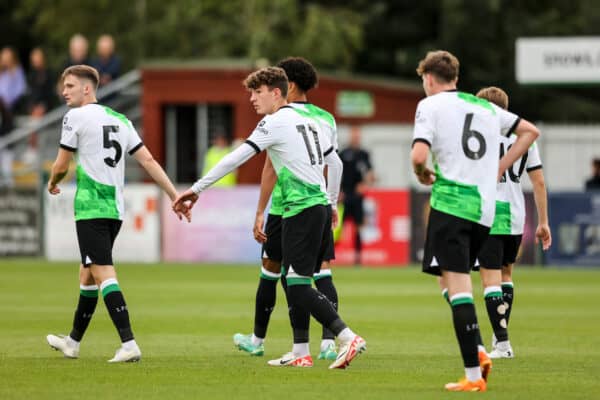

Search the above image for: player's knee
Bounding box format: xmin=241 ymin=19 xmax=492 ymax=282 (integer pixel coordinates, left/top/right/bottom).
xmin=262 ymin=258 xmax=282 ymax=274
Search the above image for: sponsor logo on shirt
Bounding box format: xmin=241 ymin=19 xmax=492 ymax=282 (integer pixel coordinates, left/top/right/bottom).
xmin=256 ymin=121 xmax=269 ymax=135
xmin=415 ymin=109 xmax=426 ymax=123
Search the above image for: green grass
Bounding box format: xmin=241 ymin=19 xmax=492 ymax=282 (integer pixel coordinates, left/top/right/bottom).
xmin=1 ymin=260 xmax=599 ymax=399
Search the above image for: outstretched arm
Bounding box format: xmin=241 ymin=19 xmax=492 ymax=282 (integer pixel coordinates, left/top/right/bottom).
xmin=528 ymin=168 xmax=552 ymax=250
xmin=133 ymin=145 xmax=191 ymax=222
xmin=173 ymin=143 xmax=257 ymax=210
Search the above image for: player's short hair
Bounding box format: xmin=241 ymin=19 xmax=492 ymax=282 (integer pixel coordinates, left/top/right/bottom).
xmin=416 ymin=50 xmax=459 ymax=83
xmin=243 ymin=67 xmax=288 ymax=97
xmin=476 ymin=86 xmax=509 ymax=110
xmin=61 ymin=65 xmax=100 ymax=90
xmin=276 ymin=57 xmax=318 ymax=93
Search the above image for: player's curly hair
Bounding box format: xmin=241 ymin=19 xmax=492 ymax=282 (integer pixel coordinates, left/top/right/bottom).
xmin=243 ymin=67 xmax=288 ymax=97
xmin=416 ymin=50 xmax=459 ymax=83
xmin=476 ymin=86 xmax=509 ymax=110
xmin=276 ymin=57 xmax=318 ymax=93
xmin=61 ymin=65 xmax=100 ymax=90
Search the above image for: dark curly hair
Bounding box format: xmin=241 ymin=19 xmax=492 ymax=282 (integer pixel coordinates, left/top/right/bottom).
xmin=276 ymin=57 xmax=318 ymax=93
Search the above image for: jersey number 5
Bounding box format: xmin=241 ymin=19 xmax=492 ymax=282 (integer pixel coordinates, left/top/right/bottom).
xmin=103 ymin=125 xmax=122 ymax=168
xmin=462 ymin=113 xmax=487 ymax=160
xmin=297 ymin=124 xmax=323 ymax=165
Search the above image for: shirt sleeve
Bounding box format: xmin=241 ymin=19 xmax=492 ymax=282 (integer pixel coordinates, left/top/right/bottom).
xmin=329 ymin=119 xmax=339 ymax=151
xmin=494 ymin=105 xmax=521 ymax=135
xmin=526 ymin=141 xmax=543 ymax=171
xmin=245 ymin=115 xmax=283 ymax=153
xmin=59 ymin=110 xmax=80 ymax=152
xmin=125 ymin=119 xmax=143 ymax=155
xmin=190 ymin=143 xmax=256 ymax=194
xmin=412 ymin=99 xmax=435 ymax=147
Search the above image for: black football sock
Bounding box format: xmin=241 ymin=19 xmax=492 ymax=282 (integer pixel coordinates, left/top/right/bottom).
xmin=101 ymin=279 xmax=134 ymax=342
xmin=502 ymin=282 xmax=514 ymax=324
xmin=484 ymin=286 xmax=508 ymax=342
xmin=443 ymin=288 xmax=483 ymax=347
xmin=450 ymin=294 xmax=480 ymax=368
xmin=314 ymin=276 xmax=338 ymax=340
xmin=253 ymin=268 xmax=279 ymax=339
xmin=287 ymin=283 xmax=346 ymax=336
xmin=69 ymin=284 xmax=99 ymax=342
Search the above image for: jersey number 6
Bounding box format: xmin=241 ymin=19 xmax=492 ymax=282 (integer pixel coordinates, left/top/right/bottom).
xmin=462 ymin=113 xmax=486 ymax=160
xmin=103 ymin=125 xmax=122 ymax=167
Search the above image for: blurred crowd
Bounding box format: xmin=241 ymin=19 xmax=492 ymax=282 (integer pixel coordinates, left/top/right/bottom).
xmin=0 ymin=33 xmax=121 ymax=134
xmin=0 ymin=33 xmax=121 ymax=186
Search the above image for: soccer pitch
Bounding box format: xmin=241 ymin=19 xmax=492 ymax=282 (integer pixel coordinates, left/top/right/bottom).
xmin=1 ymin=260 xmax=598 ymax=400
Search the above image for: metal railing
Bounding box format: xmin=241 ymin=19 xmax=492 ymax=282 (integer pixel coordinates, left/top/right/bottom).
xmin=0 ymin=69 xmax=141 ymax=150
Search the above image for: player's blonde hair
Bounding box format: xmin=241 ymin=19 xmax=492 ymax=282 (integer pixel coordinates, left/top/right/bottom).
xmin=416 ymin=50 xmax=459 ymax=83
xmin=476 ymin=86 xmax=509 ymax=110
xmin=61 ymin=65 xmax=100 ymax=90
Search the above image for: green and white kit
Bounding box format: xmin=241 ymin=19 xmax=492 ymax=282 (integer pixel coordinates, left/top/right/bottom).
xmin=412 ymin=91 xmax=520 ymax=227
xmin=60 ymin=103 xmax=143 ymax=221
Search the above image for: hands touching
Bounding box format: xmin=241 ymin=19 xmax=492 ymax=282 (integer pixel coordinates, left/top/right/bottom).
xmin=172 ymin=189 xmax=199 ymax=223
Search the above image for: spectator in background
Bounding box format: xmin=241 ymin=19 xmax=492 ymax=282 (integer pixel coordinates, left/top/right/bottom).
xmin=62 ymin=34 xmax=91 ymax=70
xmin=202 ymin=132 xmax=236 ymax=187
xmin=339 ymin=126 xmax=375 ymax=265
xmin=0 ymin=46 xmax=27 ymax=113
xmin=92 ymin=34 xmax=121 ymax=87
xmin=0 ymin=46 xmax=26 ymax=187
xmin=585 ymin=158 xmax=600 ymax=190
xmin=27 ymin=47 xmax=56 ymax=117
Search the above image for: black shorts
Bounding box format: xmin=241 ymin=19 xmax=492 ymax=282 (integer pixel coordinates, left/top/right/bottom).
xmin=282 ymin=204 xmax=329 ymax=278
xmin=75 ymin=218 xmax=122 ymax=267
xmin=263 ymin=207 xmax=335 ymax=265
xmin=262 ymin=214 xmax=283 ymax=263
xmin=476 ymin=234 xmax=523 ymax=269
xmin=343 ymin=193 xmax=364 ymax=226
xmin=321 ymin=205 xmax=336 ymax=263
xmin=422 ymin=208 xmax=490 ymax=276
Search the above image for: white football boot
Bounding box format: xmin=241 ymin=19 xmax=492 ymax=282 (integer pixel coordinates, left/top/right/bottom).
xmin=108 ymin=343 xmax=142 ymax=363
xmin=46 ymin=334 xmax=79 ymax=359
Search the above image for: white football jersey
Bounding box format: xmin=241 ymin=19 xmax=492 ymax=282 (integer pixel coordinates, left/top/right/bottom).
xmin=491 ymin=135 xmax=543 ymax=235
xmin=60 ymin=103 xmax=143 ymax=221
xmin=269 ymin=102 xmax=338 ymax=216
xmin=246 ymin=105 xmax=334 ymax=218
xmin=413 ymin=91 xmax=520 ymax=227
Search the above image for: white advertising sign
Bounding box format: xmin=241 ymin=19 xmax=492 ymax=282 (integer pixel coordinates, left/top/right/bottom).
xmin=45 ymin=184 xmax=161 ymax=263
xmin=516 ymin=37 xmax=600 ymax=84
xmin=162 ymin=186 xmax=261 ymax=263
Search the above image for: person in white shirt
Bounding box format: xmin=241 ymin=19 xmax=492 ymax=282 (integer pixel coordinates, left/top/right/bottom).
xmin=174 ymin=66 xmax=366 ymax=369
xmin=46 ymin=65 xmax=190 ymax=363
xmin=474 ymin=86 xmax=551 ymax=359
xmin=411 ymin=50 xmax=540 ymax=392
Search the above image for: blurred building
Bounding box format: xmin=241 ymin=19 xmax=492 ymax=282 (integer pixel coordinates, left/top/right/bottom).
xmin=140 ymin=61 xmax=422 ymax=184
